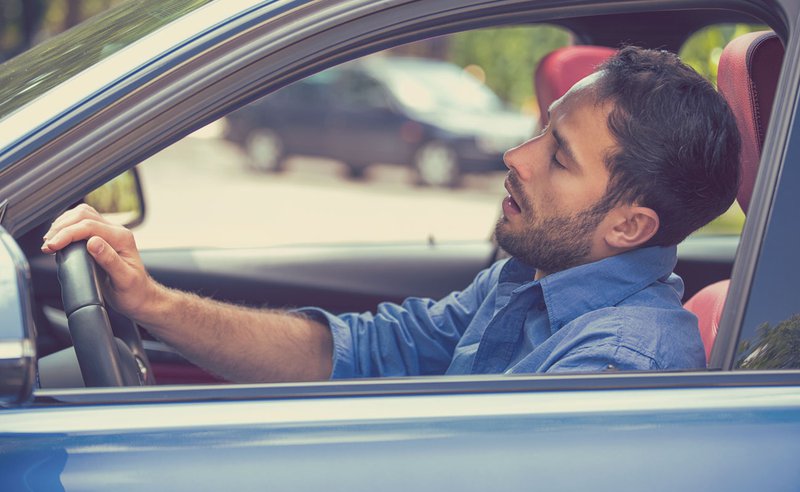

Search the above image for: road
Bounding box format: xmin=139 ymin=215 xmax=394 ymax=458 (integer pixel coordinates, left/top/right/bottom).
xmin=132 ymin=132 xmax=507 ymax=250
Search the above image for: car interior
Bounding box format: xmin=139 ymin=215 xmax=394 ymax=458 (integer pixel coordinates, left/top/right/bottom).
xmin=23 ymin=8 xmax=787 ymax=388
xmin=684 ymin=31 xmax=783 ymax=361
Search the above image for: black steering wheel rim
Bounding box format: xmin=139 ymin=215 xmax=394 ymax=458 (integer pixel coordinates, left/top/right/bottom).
xmin=55 ymin=240 xmax=151 ymax=387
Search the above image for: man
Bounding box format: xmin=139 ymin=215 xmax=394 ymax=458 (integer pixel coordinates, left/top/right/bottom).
xmin=42 ymin=47 xmax=741 ymax=382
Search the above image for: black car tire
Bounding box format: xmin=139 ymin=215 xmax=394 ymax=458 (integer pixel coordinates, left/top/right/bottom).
xmin=413 ymin=141 xmax=461 ymax=188
xmin=345 ymin=162 xmax=369 ymax=180
xmin=245 ymin=128 xmax=286 ymax=173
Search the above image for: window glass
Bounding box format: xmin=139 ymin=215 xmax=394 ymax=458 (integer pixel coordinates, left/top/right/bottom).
xmin=735 ymin=91 xmax=799 ymax=370
xmin=132 ymin=26 xmax=571 ymax=250
xmin=0 ymin=0 xmax=213 ymax=119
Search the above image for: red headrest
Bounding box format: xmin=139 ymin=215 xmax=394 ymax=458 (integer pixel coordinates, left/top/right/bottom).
xmin=535 ymin=46 xmax=616 ymax=125
xmin=717 ymin=31 xmax=784 ymax=214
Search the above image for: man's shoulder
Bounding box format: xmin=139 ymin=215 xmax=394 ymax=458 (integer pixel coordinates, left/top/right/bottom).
xmin=563 ymin=303 xmax=705 ymax=370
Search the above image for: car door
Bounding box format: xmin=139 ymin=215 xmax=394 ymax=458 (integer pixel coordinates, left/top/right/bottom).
xmin=3 ymin=374 xmax=800 ymax=491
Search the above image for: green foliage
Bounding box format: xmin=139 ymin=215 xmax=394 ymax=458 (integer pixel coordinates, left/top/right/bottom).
xmin=448 ymin=25 xmax=572 ymax=110
xmin=695 ymin=202 xmax=745 ymax=236
xmin=679 ymin=23 xmax=765 ymax=235
xmin=679 ymin=23 xmax=768 ymax=86
xmin=738 ymin=314 xmax=800 ymax=369
xmin=447 ymin=23 xmax=767 ymax=111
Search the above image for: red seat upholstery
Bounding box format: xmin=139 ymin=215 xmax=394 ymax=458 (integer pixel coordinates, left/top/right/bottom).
xmin=683 ymin=31 xmax=783 ymax=362
xmin=535 ymin=46 xmax=616 ymax=125
xmin=683 ymin=280 xmax=731 ymax=362
xmin=717 ymin=31 xmax=783 ymax=214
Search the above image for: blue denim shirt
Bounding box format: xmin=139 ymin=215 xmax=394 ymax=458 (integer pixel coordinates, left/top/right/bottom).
xmin=299 ymin=245 xmax=705 ymax=378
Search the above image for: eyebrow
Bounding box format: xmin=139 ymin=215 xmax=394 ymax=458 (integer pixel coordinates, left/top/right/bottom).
xmin=551 ymin=126 xmax=581 ymax=170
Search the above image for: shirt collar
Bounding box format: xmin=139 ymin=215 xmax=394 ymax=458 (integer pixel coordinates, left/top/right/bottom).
xmin=506 ymin=245 xmax=679 ymax=333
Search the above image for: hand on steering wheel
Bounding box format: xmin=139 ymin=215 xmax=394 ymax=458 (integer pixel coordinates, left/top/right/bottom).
xmin=45 ymin=205 xmax=156 ymax=387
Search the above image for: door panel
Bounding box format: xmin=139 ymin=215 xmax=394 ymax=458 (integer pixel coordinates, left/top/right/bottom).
xmin=3 ymin=381 xmax=800 ymax=491
xmin=140 ymin=242 xmax=494 ymax=312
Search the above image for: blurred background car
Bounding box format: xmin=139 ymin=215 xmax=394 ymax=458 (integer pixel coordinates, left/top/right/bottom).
xmin=223 ymin=55 xmax=537 ymax=187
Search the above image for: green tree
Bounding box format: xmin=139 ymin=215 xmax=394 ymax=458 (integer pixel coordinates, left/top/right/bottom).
xmin=448 ymin=25 xmax=572 ymax=111
xmin=0 ymin=0 xmax=125 ymax=61
xmin=679 ymin=23 xmax=768 ymax=86
xmin=738 ymin=314 xmax=800 ymax=369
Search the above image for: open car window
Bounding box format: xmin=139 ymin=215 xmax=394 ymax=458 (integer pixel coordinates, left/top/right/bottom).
xmin=69 ymin=21 xmax=778 ymax=387
xmin=131 ymin=26 xmax=570 ymax=250
xmin=9 ymin=0 xmax=790 ymax=396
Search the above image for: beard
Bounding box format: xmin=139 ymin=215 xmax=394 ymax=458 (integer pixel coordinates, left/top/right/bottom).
xmin=495 ymin=172 xmax=613 ymax=274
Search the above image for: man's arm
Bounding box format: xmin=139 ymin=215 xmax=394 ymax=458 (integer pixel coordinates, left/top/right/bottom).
xmin=42 ymin=204 xmax=332 ymax=383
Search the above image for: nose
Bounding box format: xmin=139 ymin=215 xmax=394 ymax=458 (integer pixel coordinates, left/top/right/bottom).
xmin=503 ymin=135 xmax=541 ymax=181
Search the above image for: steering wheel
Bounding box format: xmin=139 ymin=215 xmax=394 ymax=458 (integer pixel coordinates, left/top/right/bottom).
xmin=55 ymin=240 xmax=154 ymax=387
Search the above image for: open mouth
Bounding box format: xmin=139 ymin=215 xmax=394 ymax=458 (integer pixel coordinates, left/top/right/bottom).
xmin=502 ymin=178 xmax=523 ymax=216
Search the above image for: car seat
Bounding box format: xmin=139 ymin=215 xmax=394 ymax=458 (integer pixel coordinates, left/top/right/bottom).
xmin=683 ymin=31 xmax=783 ymax=362
xmin=535 ymin=45 xmax=616 ymax=125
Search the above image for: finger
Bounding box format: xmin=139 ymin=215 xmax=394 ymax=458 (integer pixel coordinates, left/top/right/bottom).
xmin=41 ymin=219 xmax=135 ymax=255
xmin=44 ymin=204 xmax=105 ymax=242
xmin=46 ymin=204 xmax=104 ymax=239
xmin=86 ymin=236 xmax=139 ymax=291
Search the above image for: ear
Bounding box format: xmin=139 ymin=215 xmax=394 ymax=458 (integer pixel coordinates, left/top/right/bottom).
xmin=604 ymin=205 xmax=659 ymax=249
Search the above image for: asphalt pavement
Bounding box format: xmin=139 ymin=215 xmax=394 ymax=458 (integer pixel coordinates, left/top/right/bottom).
xmin=133 ymin=132 xmax=507 ymax=250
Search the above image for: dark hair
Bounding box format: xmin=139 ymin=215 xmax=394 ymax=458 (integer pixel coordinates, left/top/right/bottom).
xmin=594 ymin=46 xmax=741 ymax=246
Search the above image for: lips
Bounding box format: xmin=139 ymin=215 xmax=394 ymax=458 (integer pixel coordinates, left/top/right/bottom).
xmin=502 ymin=177 xmax=522 ymax=216
xmin=502 ymin=195 xmax=522 ymax=216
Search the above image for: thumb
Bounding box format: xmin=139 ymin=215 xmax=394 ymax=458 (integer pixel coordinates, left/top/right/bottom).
xmin=86 ymin=236 xmax=134 ymax=290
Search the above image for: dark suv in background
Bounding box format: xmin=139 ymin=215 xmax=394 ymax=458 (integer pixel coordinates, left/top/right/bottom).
xmin=224 ymin=55 xmax=536 ymax=187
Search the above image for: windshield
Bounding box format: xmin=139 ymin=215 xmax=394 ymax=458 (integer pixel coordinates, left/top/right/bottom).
xmin=379 ymin=59 xmax=504 ymax=113
xmin=0 ymin=0 xmax=214 ymax=120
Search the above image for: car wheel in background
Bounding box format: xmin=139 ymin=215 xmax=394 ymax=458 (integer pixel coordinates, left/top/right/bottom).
xmin=413 ymin=141 xmax=461 ymax=187
xmin=244 ymin=128 xmax=285 ymax=172
xmin=344 ymin=163 xmax=369 ymax=180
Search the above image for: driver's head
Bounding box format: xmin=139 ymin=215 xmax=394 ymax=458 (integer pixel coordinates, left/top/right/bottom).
xmin=496 ymin=46 xmax=740 ymax=275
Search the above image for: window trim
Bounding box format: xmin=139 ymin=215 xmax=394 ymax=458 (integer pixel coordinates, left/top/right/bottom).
xmin=31 ymin=370 xmax=800 ymax=407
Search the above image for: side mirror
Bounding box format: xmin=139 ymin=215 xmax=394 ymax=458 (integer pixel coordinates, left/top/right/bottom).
xmin=83 ymin=168 xmax=145 ymax=228
xmin=0 ymin=226 xmax=36 ymax=407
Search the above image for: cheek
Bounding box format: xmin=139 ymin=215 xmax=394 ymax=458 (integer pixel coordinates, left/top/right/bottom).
xmin=543 ymin=175 xmax=598 ymax=215
xmin=527 ymin=184 xmax=557 ymax=217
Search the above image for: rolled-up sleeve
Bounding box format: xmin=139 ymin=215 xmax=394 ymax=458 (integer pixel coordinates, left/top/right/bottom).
xmin=294 ymin=263 xmax=500 ymax=379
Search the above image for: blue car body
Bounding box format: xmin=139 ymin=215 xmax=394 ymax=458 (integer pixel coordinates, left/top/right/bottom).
xmin=3 ymin=378 xmax=800 ymax=490
xmin=0 ymin=0 xmax=799 ymax=490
